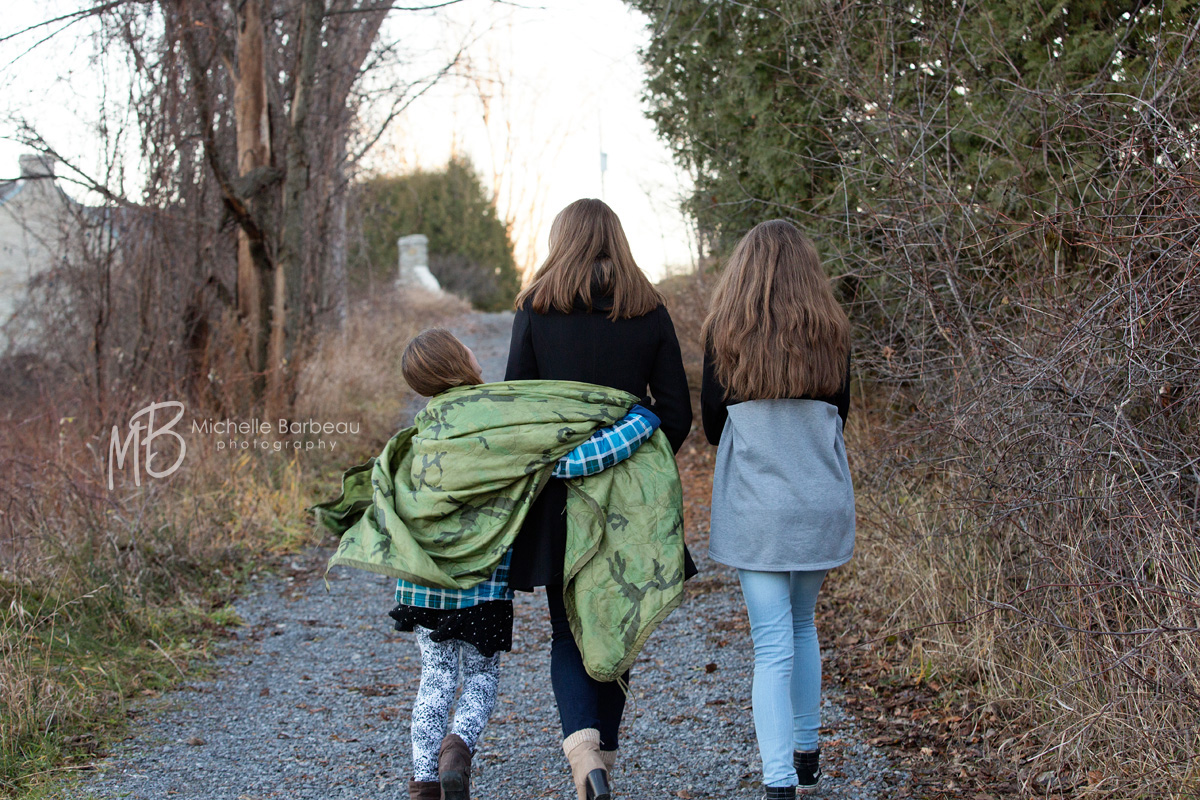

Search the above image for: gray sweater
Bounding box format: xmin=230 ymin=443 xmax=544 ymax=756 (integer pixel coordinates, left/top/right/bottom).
xmin=707 ymin=398 xmax=855 ymax=572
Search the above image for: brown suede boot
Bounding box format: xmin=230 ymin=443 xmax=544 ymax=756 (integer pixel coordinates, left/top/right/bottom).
xmin=438 ymin=733 xmax=472 ymax=800
xmin=562 ymin=728 xmax=612 ymax=800
xmin=407 ymin=780 xmax=440 ymax=800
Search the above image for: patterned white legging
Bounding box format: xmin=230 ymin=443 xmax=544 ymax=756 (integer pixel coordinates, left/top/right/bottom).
xmin=410 ymin=627 xmax=501 ymax=782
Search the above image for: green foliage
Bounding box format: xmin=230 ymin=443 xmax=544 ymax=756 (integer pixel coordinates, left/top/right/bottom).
xmin=625 ymin=0 xmax=1199 ymax=252
xmin=351 ymin=157 xmax=520 ymax=311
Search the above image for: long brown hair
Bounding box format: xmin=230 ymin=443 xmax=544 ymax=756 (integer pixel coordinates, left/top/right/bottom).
xmin=515 ymin=198 xmax=664 ymax=320
xmin=401 ymin=328 xmax=483 ymax=397
xmin=702 ymin=219 xmax=850 ymax=400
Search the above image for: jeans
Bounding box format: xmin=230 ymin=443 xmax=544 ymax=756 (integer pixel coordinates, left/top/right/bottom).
xmin=737 ymin=568 xmax=828 ymax=788
xmin=547 ymin=588 xmax=628 ymax=750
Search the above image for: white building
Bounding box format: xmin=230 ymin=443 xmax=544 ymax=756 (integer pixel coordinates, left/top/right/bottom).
xmin=0 ymin=155 xmax=77 ymax=349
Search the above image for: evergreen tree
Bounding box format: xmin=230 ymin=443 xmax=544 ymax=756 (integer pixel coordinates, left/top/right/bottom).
xmin=351 ymin=156 xmax=520 ymax=311
xmin=625 ymin=0 xmax=1198 ymax=255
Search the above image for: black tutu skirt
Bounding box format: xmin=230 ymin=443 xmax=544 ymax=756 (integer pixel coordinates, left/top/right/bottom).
xmin=388 ymin=599 xmax=513 ymax=657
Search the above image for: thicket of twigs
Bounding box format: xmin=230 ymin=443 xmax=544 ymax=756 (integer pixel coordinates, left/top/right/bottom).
xmin=848 ymin=134 xmax=1200 ymax=797
xmin=842 ymin=50 xmax=1199 ymax=800
xmin=664 ymin=154 xmax=1198 ymax=793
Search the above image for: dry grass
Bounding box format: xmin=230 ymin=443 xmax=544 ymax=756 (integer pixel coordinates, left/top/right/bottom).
xmin=848 ymin=443 xmax=1200 ymax=794
xmin=658 ymin=272 xmax=713 ymax=414
xmin=295 ymin=288 xmax=471 ymax=444
xmin=845 ymin=420 xmax=1200 ymax=797
xmin=0 ymin=287 xmax=463 ymax=797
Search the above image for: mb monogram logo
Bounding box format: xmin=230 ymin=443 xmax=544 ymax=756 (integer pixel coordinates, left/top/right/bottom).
xmin=107 ymin=401 xmax=187 ymax=490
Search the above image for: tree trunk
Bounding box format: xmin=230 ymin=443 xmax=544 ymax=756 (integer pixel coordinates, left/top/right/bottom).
xmin=270 ymin=0 xmax=325 ymax=413
xmin=307 ymin=0 xmax=387 ymax=332
xmin=234 ymin=0 xmax=272 ymax=397
xmin=327 ymin=130 xmax=350 ymax=328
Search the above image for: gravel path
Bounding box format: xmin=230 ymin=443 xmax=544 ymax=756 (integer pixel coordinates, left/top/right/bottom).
xmin=69 ymin=312 xmax=908 ymax=800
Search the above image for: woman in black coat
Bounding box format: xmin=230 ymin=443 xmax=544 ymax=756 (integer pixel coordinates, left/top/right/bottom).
xmin=504 ymin=198 xmax=692 ymax=800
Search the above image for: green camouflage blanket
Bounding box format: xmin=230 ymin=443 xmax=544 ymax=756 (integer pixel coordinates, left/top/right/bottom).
xmin=311 ymin=380 xmax=686 ymax=681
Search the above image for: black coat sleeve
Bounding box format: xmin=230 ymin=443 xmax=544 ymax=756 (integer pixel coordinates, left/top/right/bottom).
xmin=835 ymin=353 xmax=851 ymax=427
xmin=504 ymin=308 xmax=539 ymax=380
xmin=647 ymin=307 xmax=693 ymax=453
xmin=700 ymin=343 xmax=729 ymax=446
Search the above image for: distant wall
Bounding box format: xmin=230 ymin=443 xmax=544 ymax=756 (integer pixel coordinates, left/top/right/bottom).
xmin=0 ymin=177 xmax=72 ymax=349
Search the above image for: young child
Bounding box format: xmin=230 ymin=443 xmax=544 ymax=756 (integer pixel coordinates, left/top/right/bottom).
xmin=394 ymin=328 xmax=660 ymax=800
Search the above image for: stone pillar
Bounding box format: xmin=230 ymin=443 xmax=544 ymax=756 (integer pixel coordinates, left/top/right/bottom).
xmin=397 ymin=234 xmax=442 ymax=292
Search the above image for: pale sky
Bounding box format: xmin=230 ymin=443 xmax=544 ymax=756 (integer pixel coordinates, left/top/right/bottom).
xmin=0 ymin=0 xmax=696 ymax=281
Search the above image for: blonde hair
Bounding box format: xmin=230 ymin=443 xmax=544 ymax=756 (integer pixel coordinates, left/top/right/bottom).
xmin=401 ymin=328 xmax=482 ymax=397
xmin=515 ymin=198 xmax=664 ymax=320
xmin=702 ymin=219 xmax=850 ymax=400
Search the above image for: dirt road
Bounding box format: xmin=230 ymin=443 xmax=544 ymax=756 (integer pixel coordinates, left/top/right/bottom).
xmin=70 ymin=312 xmax=906 ymax=799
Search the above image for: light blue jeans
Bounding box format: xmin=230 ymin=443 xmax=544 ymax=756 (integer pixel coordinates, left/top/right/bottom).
xmin=737 ymin=568 xmax=828 ymax=788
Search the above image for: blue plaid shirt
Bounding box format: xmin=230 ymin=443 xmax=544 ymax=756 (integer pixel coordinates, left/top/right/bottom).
xmin=395 ymin=548 xmax=514 ymax=609
xmin=551 ymin=405 xmax=659 ymax=478
xmin=394 ymin=405 xmax=661 ymax=609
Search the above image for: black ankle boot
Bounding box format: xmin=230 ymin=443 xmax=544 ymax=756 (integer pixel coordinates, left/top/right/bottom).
xmin=794 ymin=748 xmax=821 ymax=790
xmin=763 ymin=786 xmax=796 ymax=799
xmin=584 ymin=767 xmax=612 ymax=800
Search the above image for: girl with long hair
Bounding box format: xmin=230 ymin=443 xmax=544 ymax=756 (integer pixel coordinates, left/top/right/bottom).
xmin=701 ymin=219 xmax=854 ymax=799
xmin=505 ymin=198 xmax=694 ymax=800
